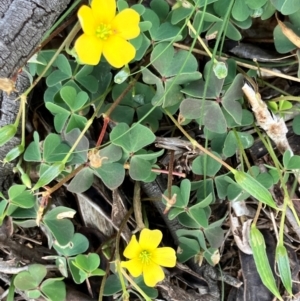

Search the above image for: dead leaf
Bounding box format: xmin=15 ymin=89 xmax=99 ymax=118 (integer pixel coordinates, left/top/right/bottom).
xmin=276 ymin=13 xmax=300 ymax=48
xmin=0 ymin=78 xmax=17 ymax=95
xmin=57 ymin=211 xmax=76 ymax=219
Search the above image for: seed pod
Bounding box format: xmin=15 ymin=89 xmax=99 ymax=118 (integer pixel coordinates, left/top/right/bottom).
xmin=3 ymin=145 xmax=24 ymax=163
xmin=234 ymin=171 xmax=278 ymax=209
xmin=0 ymin=124 xmax=17 ymax=147
xmin=276 ymin=244 xmax=292 ymax=296
xmin=250 ymin=225 xmax=283 ymax=301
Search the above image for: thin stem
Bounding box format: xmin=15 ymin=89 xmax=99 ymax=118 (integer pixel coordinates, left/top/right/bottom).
xmin=20 ymin=95 xmax=27 ymax=146
xmin=42 ymin=0 xmax=82 ymax=42
xmin=173 ymin=43 xmax=300 ymax=84
xmin=23 ymin=22 xmax=81 ymax=98
xmin=269 ymin=95 xmax=300 ymax=103
xmin=115 ymin=208 xmax=133 ymax=299
xmin=167 ymin=150 xmax=174 ymax=200
xmin=104 ymin=74 xmax=140 ymax=118
xmin=43 ymin=164 xmax=85 ymax=196
xmin=96 ymin=117 xmax=109 ymax=147
xmin=164 ymin=109 xmax=235 ymax=173
xmin=187 ymin=21 xmax=217 ymax=63
xmin=120 ymin=267 xmax=152 ymax=301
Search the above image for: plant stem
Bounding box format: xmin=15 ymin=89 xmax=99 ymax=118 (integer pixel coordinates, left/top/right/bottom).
xmin=164 ymin=109 xmax=235 ymax=173
xmin=187 ymin=21 xmax=217 ymax=64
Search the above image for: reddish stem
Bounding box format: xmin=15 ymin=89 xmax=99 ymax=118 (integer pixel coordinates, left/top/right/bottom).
xmin=96 ymin=116 xmax=109 ymax=147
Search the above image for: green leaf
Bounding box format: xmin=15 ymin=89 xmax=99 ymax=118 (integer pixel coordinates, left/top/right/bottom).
xmin=164 ymin=180 xmax=191 ymax=219
xmin=132 ymin=3 xmax=145 ymax=15
xmin=131 ymin=149 xmax=164 ymax=161
xmin=32 ymin=163 xmax=65 ymax=191
xmin=46 ymin=70 xmax=70 ymax=87
xmin=67 ymin=168 xmax=94 ymax=193
xmin=8 ymin=185 xmax=35 ymax=208
xmin=176 ymin=228 xmax=207 ymax=249
xmin=64 ymin=128 xmax=89 ymax=164
xmin=45 ymin=102 xmax=70 ymax=133
xmin=41 ymin=278 xmax=66 ymax=301
xmin=223 ymin=131 xmax=254 ymax=158
xmin=178 ymin=211 xmax=201 ymax=228
xmin=150 ymin=0 xmax=169 ymax=20
xmin=141 ymin=67 xmax=165 ymax=106
xmin=14 ymin=264 xmax=47 ymax=290
xmin=192 ymin=152 xmax=222 ymax=177
xmin=75 ymin=65 xmax=98 ymax=93
xmin=274 ymin=23 xmax=299 ymax=53
xmin=143 ymin=8 xmax=182 ymax=42
xmin=188 ymin=198 xmax=211 ymax=228
xmin=94 ymin=163 xmax=125 ymax=190
xmin=110 ymin=123 xmax=156 ymax=153
xmin=0 ymin=200 xmax=8 ymax=222
xmin=134 ymin=33 xmax=151 ymax=61
xmin=24 ymin=131 xmax=41 ymax=162
xmin=245 ymin=0 xmax=267 ymax=9
xmin=117 ymin=0 xmax=128 ymax=11
xmin=177 ymin=237 xmax=200 ymax=262
xmin=129 ymin=156 xmax=152 ymax=181
xmin=171 ymin=6 xmax=193 ymax=24
xmin=43 ymin=133 xmax=69 ymax=163
xmin=53 ymin=54 xmax=72 ymax=76
xmin=53 ymin=233 xmax=89 ymax=257
xmin=180 ymin=98 xmax=227 ymax=133
xmin=204 ymin=217 xmax=226 ymax=248
xmin=99 ymin=144 xmax=123 ymax=163
xmin=292 ymin=115 xmax=300 ymax=135
xmin=68 ymin=258 xmax=87 ymax=284
xmin=43 ymin=206 xmax=75 ymax=246
xmin=26 ymin=290 xmax=41 ymax=299
xmin=151 ymin=43 xmax=200 ymax=78
xmin=60 ymin=86 xmax=89 ymax=111
xmin=286 ymin=155 xmax=300 ymax=169
xmin=74 ymin=253 xmax=100 ymax=273
xmin=90 ymin=268 xmax=106 ymax=276
xmin=272 ymin=0 xmax=299 ymax=14
xmin=222 ymin=74 xmax=244 ymax=124
xmin=232 ymin=0 xmax=250 ymax=21
xmin=203 ymin=247 xmax=220 ymax=266
xmin=215 ymin=173 xmax=233 ymax=199
xmin=103 ymin=274 xmax=122 ymax=295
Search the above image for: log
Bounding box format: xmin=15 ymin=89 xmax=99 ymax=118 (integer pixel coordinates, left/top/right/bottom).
xmin=0 ymin=0 xmax=71 ymax=190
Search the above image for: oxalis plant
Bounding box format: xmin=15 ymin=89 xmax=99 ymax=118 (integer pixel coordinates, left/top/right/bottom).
xmin=0 ymin=0 xmax=300 ymax=300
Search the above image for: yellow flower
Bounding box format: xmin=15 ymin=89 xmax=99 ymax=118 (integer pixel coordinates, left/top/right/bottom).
xmin=121 ymin=228 xmax=176 ymax=287
xmin=75 ymin=0 xmax=140 ymax=68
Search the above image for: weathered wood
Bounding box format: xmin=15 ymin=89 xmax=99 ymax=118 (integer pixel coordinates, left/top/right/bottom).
xmin=0 ymin=0 xmax=71 ymax=190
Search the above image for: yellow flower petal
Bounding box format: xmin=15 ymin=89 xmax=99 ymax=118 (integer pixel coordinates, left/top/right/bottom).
xmin=121 ymin=258 xmax=143 ymax=277
xmin=91 ymin=0 xmax=116 ymax=24
xmin=78 ymin=5 xmax=97 ymax=35
xmin=75 ymin=34 xmax=103 ymax=65
xmin=152 ymin=247 xmax=176 ymax=267
xmin=139 ymin=229 xmax=162 ymax=251
xmin=103 ymin=36 xmax=136 ymax=68
xmin=143 ymin=262 xmax=164 ymax=287
xmin=123 ymin=235 xmax=142 ymax=259
xmin=112 ymin=9 xmax=140 ymax=40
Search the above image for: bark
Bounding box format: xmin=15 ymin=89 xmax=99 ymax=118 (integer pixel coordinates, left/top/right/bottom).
xmin=0 ymin=0 xmax=71 ymax=190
